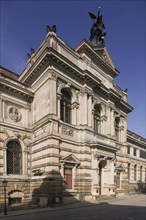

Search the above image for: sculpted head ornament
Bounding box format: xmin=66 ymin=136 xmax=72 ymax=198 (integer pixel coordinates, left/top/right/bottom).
xmin=9 ymin=107 xmax=21 ymax=122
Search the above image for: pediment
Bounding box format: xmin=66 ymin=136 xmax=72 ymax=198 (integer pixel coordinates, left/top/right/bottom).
xmin=75 ymin=40 xmax=118 ymax=78
xmin=95 ymin=47 xmax=115 ymax=68
xmin=75 ymin=40 xmax=114 ymax=67
xmin=116 ymin=164 xmax=125 ymax=172
xmin=61 ymin=153 xmax=80 ymax=165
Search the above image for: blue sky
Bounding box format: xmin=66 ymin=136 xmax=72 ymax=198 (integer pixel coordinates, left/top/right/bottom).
xmin=0 ymin=0 xmax=146 ymax=138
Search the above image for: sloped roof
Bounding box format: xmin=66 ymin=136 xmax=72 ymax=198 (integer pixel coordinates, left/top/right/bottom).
xmin=0 ymin=65 xmax=19 ymax=81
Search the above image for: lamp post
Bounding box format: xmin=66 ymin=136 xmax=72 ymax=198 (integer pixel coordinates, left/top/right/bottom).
xmin=2 ymin=179 xmax=8 ymax=215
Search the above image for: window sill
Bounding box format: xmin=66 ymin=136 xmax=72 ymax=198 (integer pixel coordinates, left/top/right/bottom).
xmin=3 ymin=174 xmax=29 ymax=179
xmin=63 ymin=189 xmax=77 ymax=194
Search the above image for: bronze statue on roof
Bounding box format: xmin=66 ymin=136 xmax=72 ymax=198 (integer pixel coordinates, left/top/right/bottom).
xmin=46 ymin=25 xmax=56 ymax=33
xmin=89 ymin=7 xmax=106 ymax=47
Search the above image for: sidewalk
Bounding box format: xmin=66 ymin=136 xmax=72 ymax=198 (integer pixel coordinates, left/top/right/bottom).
xmin=0 ymin=194 xmax=143 ymax=218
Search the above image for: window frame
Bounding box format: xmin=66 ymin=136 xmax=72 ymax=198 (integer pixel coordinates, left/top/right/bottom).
xmin=94 ymin=105 xmax=101 ymax=134
xmin=115 ymin=117 xmax=120 ymax=141
xmin=60 ymin=89 xmax=72 ymax=124
xmin=134 ymin=164 xmax=137 ymax=181
xmin=6 ymin=140 xmax=22 ymax=175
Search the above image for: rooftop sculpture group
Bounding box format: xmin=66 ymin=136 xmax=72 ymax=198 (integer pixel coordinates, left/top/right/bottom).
xmin=89 ymin=7 xmax=106 ymax=47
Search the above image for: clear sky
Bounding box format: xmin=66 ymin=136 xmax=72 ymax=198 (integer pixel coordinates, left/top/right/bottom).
xmin=0 ymin=0 xmax=146 ymax=138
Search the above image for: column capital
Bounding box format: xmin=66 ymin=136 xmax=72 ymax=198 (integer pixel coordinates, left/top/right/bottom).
xmin=71 ymin=102 xmax=79 ymax=109
xmin=48 ymin=70 xmax=57 ymax=80
xmin=78 ymin=88 xmax=88 ymax=96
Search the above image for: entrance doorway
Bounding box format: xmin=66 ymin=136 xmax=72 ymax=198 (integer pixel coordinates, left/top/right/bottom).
xmin=116 ymin=172 xmax=120 ymax=188
xmin=98 ymin=159 xmax=107 ymax=195
xmin=64 ymin=168 xmax=72 ymax=189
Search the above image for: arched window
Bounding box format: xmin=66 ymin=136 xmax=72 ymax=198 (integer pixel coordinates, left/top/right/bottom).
xmin=94 ymin=105 xmax=101 ymax=134
xmin=7 ymin=140 xmax=22 ymax=174
xmin=60 ymin=89 xmax=71 ymax=124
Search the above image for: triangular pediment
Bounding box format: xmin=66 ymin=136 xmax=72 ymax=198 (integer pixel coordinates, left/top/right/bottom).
xmin=61 ymin=153 xmax=80 ymax=165
xmin=116 ymin=164 xmax=125 ymax=172
xmin=95 ymin=47 xmax=115 ymax=68
xmin=75 ymin=40 xmax=118 ymax=78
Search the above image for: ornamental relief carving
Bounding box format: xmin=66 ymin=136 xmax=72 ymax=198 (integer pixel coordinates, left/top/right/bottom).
xmin=57 ymin=78 xmax=64 ymax=87
xmin=71 ymin=102 xmax=79 ymax=109
xmin=48 ymin=70 xmax=57 ymax=80
xmin=77 ymin=89 xmax=88 ymax=96
xmin=62 ymin=126 xmax=74 ymax=136
xmin=0 ymin=129 xmax=9 ymax=147
xmin=100 ymin=115 xmax=107 ymax=121
xmin=9 ymin=107 xmax=21 ymax=122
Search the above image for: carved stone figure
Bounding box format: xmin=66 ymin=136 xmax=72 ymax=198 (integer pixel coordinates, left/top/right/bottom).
xmin=9 ymin=107 xmax=21 ymax=122
xmin=89 ymin=7 xmax=106 ymax=46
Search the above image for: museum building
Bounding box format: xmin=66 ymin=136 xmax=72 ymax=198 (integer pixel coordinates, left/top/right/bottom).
xmin=0 ymin=10 xmax=146 ymax=207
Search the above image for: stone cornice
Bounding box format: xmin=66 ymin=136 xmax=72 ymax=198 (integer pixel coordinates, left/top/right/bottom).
xmin=18 ymin=47 xmax=102 ymax=89
xmin=88 ymin=140 xmax=119 ymax=152
xmin=128 ymin=156 xmax=146 ymax=164
xmin=127 ymin=130 xmax=146 ymax=142
xmin=0 ymin=76 xmax=34 ymax=103
xmin=0 ymin=123 xmax=31 ymax=133
xmin=127 ymin=131 xmax=146 ymax=149
xmin=94 ymin=85 xmax=133 ymax=113
xmin=114 ymin=99 xmax=133 ymax=114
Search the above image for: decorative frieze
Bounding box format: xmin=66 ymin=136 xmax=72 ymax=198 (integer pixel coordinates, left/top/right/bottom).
xmin=62 ymin=127 xmax=74 ymax=136
xmin=48 ymin=70 xmax=57 ymax=80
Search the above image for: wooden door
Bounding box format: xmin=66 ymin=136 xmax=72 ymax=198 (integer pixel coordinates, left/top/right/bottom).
xmin=116 ymin=173 xmax=120 ymax=188
xmin=65 ymin=168 xmax=72 ymax=189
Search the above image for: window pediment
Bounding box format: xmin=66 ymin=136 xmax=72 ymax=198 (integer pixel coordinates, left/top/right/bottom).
xmin=61 ymin=153 xmax=80 ymax=165
xmin=115 ymin=164 xmax=125 ymax=172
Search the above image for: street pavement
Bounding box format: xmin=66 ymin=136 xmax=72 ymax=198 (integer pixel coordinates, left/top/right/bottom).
xmin=0 ymin=194 xmax=145 ymax=220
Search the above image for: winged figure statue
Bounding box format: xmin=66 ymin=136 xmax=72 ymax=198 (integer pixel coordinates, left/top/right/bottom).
xmin=89 ymin=7 xmax=106 ymax=46
xmin=46 ymin=25 xmax=56 ymax=33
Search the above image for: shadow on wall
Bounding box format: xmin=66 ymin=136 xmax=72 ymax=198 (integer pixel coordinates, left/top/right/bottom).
xmin=129 ymin=180 xmax=146 ymax=194
xmin=137 ymin=181 xmax=146 ymax=194
xmin=32 ymin=170 xmax=77 ymax=207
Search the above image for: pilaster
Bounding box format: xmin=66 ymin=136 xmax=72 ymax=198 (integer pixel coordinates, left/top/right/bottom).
xmin=87 ymin=94 xmax=92 ymax=127
xmin=78 ymin=89 xmax=88 ymax=125
xmin=48 ymin=70 xmax=57 ymax=115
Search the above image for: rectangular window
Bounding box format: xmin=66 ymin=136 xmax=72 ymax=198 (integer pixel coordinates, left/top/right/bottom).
xmin=94 ymin=118 xmax=100 ymax=134
xmin=134 ymin=148 xmax=137 ymax=156
xmin=140 ymin=150 xmax=146 ymax=159
xmin=134 ymin=165 xmax=137 ymax=181
xmin=127 ymin=146 xmax=130 ymax=154
xmin=128 ymin=163 xmax=130 ymax=180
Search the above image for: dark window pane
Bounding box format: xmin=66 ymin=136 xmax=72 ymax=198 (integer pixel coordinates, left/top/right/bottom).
xmin=127 ymin=146 xmax=130 ymax=154
xmin=60 ymin=89 xmax=71 ymax=124
xmin=7 ymin=140 xmax=22 ymax=174
xmin=134 ymin=148 xmax=137 ymax=156
xmin=94 ymin=105 xmax=101 ymax=134
xmin=115 ymin=117 xmax=120 ymax=141
xmin=140 ymin=150 xmax=146 ymax=159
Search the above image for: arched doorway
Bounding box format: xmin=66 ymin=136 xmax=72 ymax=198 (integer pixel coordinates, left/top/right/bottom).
xmin=8 ymin=190 xmax=24 ymax=206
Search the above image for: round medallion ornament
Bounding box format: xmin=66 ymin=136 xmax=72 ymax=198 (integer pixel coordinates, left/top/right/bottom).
xmin=9 ymin=107 xmax=21 ymax=122
xmin=99 ymin=159 xmax=107 ymax=169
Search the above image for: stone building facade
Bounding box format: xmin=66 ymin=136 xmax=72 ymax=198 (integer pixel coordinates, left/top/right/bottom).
xmin=0 ymin=27 xmax=146 ymax=207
